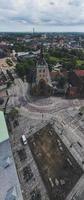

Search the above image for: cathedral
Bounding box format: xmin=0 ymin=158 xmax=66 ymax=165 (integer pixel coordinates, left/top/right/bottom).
xmin=31 ymin=47 xmax=52 ymax=96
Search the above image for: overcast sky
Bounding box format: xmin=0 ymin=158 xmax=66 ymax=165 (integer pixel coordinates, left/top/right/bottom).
xmin=0 ymin=0 xmax=84 ymax=32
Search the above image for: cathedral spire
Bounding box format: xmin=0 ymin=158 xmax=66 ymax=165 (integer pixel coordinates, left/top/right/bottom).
xmin=38 ymin=43 xmax=45 ymax=65
xmin=40 ymin=44 xmax=44 ymax=59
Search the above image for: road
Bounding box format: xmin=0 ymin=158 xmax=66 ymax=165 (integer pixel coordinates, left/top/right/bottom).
xmin=6 ymin=78 xmax=84 ymax=200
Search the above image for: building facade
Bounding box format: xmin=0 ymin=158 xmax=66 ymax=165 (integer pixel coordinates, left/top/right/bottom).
xmin=0 ymin=111 xmax=23 ymax=200
xmin=32 ymin=47 xmax=52 ymax=96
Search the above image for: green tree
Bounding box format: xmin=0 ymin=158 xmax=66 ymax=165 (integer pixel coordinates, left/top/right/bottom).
xmin=56 ymin=76 xmax=67 ymax=88
xmin=9 ymin=108 xmax=19 ymax=120
xmin=16 ymin=58 xmax=36 ymax=82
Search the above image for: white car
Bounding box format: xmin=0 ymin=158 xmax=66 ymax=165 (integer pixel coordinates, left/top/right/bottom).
xmin=21 ymin=135 xmax=27 ymax=145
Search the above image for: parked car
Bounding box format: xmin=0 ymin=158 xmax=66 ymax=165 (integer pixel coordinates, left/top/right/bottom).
xmin=21 ymin=135 xmax=27 ymax=145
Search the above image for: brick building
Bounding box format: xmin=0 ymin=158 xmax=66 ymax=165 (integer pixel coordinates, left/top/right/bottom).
xmin=67 ymin=70 xmax=84 ymax=98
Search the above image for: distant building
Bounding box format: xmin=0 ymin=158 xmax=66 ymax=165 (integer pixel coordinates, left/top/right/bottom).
xmin=0 ymin=48 xmax=6 ymax=58
xmin=32 ymin=47 xmax=52 ymax=96
xmin=0 ymin=111 xmax=23 ymax=200
xmin=50 ymin=71 xmax=60 ymax=81
xmin=67 ymin=70 xmax=84 ymax=98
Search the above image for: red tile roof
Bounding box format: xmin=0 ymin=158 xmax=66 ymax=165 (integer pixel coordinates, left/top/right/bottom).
xmin=75 ymin=70 xmax=84 ymax=77
xmin=50 ymin=71 xmax=60 ymax=79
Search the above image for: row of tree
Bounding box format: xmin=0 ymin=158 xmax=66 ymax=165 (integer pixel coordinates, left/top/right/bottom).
xmin=48 ymin=47 xmax=84 ymax=60
xmin=46 ymin=47 xmax=84 ymax=70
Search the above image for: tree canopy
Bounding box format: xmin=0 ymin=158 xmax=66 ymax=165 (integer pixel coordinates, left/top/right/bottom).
xmin=16 ymin=58 xmax=36 ymax=83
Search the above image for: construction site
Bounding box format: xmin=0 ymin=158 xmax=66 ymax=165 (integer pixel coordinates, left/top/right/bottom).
xmin=28 ymin=124 xmax=83 ymax=200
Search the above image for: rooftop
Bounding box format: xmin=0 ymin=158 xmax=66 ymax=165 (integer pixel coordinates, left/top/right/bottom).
xmin=0 ymin=140 xmax=23 ymax=200
xmin=0 ymin=111 xmax=9 ymax=143
xmin=75 ymin=70 xmax=84 ymax=77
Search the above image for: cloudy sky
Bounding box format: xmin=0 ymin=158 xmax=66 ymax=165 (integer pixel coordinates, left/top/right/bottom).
xmin=0 ymin=0 xmax=84 ymax=32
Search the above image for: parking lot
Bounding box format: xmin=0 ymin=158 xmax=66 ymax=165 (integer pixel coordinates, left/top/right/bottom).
xmin=28 ymin=124 xmax=83 ymax=200
xmin=8 ymin=114 xmax=49 ymax=200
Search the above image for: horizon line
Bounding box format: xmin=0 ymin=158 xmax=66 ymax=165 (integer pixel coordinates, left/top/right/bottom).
xmin=0 ymin=31 xmax=84 ymax=33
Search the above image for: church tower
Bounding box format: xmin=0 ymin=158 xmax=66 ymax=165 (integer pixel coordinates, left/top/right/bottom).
xmin=35 ymin=46 xmax=52 ymax=96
